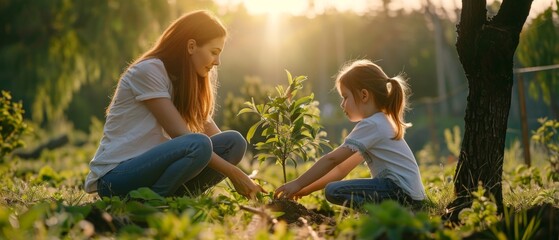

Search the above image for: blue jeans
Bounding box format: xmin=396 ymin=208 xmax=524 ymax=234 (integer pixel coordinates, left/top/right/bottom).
xmin=97 ymin=130 xmax=246 ymax=198
xmin=325 ymin=178 xmax=414 ymax=208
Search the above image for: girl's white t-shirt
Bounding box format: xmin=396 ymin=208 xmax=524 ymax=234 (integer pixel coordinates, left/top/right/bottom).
xmin=84 ymin=58 xmax=172 ymax=193
xmin=341 ymin=112 xmax=427 ymax=200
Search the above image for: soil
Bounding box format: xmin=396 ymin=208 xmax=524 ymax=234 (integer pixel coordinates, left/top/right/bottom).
xmin=85 ymin=206 xmax=126 ymax=233
xmin=265 ymin=198 xmax=336 ymax=226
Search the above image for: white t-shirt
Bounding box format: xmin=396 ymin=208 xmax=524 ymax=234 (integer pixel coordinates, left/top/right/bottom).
xmin=341 ymin=112 xmax=426 ymax=200
xmin=84 ymin=58 xmax=172 ymax=193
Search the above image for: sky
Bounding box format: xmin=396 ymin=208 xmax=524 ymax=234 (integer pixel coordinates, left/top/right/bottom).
xmin=215 ymin=0 xmax=556 ymax=20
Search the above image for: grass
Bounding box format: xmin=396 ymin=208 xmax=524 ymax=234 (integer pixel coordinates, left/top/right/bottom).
xmin=0 ymin=125 xmax=558 ymax=239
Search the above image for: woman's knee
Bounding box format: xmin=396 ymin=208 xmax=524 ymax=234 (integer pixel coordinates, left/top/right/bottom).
xmin=222 ymin=130 xmax=247 ymax=150
xmin=217 ymin=130 xmax=247 ymax=164
xmin=177 ymin=133 xmax=212 ymax=161
xmin=190 ymin=133 xmax=212 ymax=145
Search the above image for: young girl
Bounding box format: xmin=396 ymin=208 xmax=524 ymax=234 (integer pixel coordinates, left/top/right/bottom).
xmin=274 ymin=59 xmax=426 ymax=208
xmin=84 ymin=10 xmax=264 ymax=200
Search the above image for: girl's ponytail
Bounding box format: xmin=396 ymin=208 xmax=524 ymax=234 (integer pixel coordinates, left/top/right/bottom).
xmin=386 ymin=76 xmax=411 ymax=140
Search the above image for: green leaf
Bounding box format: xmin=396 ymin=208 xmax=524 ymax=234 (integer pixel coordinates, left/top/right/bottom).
xmin=294 ymin=75 xmax=307 ymax=83
xmin=129 ymin=187 xmax=166 ymax=203
xmin=291 ymin=94 xmax=313 ymax=111
xmin=292 ymin=117 xmax=304 ymax=134
xmin=64 ymin=205 xmax=92 ymax=217
xmin=126 ymin=201 xmax=159 ymax=222
xmin=246 ymin=120 xmax=263 ymax=143
xmin=290 ymin=110 xmax=302 ymax=122
xmin=275 ymin=86 xmax=285 ymax=96
xmin=256 ymin=102 xmax=266 ymax=113
xmin=285 ymin=69 xmax=293 ymax=85
xmin=237 ymin=107 xmax=256 ymax=116
xmin=18 ymin=202 xmax=51 ymax=230
xmin=290 ymin=158 xmax=298 ymax=168
xmin=265 ymin=137 xmax=278 ymax=143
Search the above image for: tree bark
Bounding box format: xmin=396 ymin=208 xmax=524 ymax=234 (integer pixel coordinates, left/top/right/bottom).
xmin=444 ymin=0 xmax=533 ymax=222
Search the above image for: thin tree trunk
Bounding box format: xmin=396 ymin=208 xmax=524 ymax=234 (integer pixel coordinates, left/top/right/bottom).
xmin=444 ymin=0 xmax=533 ymax=222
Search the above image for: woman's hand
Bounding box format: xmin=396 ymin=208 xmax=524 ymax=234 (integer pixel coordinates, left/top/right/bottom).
xmin=229 ymin=168 xmax=266 ymax=200
xmin=207 ymin=152 xmax=265 ymax=200
xmin=274 ymin=181 xmax=303 ymax=199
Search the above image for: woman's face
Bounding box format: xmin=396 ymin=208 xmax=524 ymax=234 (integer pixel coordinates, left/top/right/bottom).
xmin=188 ymin=37 xmax=225 ymax=77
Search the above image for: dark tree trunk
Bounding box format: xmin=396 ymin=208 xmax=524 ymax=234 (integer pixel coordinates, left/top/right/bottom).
xmin=444 ymin=0 xmax=533 ymax=222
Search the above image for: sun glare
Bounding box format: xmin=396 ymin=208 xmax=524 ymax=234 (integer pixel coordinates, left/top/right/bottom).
xmin=215 ymin=0 xmax=555 ymax=19
xmin=243 ymin=0 xmax=306 ymax=15
xmin=214 ymin=0 xmax=309 ymax=16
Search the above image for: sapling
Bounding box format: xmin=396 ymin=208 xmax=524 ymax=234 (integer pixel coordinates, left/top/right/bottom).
xmin=238 ymin=70 xmax=330 ymax=183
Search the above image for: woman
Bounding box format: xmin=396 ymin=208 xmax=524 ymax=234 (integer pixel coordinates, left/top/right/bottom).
xmin=84 ymin=10 xmax=265 ymax=199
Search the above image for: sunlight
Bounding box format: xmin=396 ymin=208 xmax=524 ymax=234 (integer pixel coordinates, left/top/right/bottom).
xmin=215 ymin=0 xmax=310 ymax=16
xmin=216 ymin=0 xmax=555 ymax=20
xmin=265 ymin=10 xmax=280 ymax=39
xmin=242 ymin=0 xmax=306 ymax=15
xmin=264 ymin=10 xmax=281 ymax=57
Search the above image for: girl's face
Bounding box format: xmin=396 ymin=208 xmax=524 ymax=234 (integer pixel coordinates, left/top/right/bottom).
xmin=339 ymin=85 xmax=362 ymax=122
xmin=188 ymin=37 xmax=225 ymax=77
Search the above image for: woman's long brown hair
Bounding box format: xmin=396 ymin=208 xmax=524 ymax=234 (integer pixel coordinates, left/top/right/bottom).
xmin=111 ymin=10 xmax=226 ymax=133
xmin=335 ymin=59 xmax=411 ymax=140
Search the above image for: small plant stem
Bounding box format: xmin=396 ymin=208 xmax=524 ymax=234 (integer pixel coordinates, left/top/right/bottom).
xmin=281 ymin=138 xmax=290 ymax=183
xmin=282 ymin=160 xmax=287 ymax=183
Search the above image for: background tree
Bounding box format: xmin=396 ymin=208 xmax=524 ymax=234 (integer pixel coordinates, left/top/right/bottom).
xmin=0 ymin=0 xmax=172 ymax=127
xmin=516 ymin=4 xmax=559 ymax=119
xmin=445 ymin=0 xmax=533 ymax=222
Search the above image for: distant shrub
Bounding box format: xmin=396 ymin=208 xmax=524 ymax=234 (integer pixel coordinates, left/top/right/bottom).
xmin=0 ymin=90 xmax=31 ymax=161
xmin=532 ymin=117 xmax=559 ymax=181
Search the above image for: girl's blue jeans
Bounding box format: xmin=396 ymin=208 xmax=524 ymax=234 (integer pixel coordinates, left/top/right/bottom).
xmin=97 ymin=130 xmax=246 ymax=198
xmin=325 ymin=178 xmax=418 ymax=208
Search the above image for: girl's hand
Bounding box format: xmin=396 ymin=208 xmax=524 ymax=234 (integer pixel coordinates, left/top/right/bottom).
xmin=230 ymin=168 xmax=267 ymax=200
xmin=274 ymin=181 xmax=302 ymax=199
xmin=291 ymin=189 xmax=310 ymax=200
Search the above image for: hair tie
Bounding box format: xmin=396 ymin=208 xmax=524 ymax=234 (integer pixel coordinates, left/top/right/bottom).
xmin=386 ymin=78 xmax=391 ymax=83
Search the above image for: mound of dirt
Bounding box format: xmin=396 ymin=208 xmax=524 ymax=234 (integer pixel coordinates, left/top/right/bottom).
xmin=266 ymin=199 xmax=336 ymax=226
